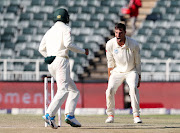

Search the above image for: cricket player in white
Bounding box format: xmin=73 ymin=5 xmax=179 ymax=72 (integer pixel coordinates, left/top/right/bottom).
xmin=39 ymin=8 xmax=89 ymax=129
xmin=105 ymin=23 xmax=142 ymax=123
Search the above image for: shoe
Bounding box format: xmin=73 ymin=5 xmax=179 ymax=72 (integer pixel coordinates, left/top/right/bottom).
xmin=134 ymin=116 xmax=142 ymax=123
xmin=65 ymin=115 xmax=81 ymax=127
xmin=105 ymin=115 xmax=114 ymax=123
xmin=42 ymin=114 xmax=58 ymax=129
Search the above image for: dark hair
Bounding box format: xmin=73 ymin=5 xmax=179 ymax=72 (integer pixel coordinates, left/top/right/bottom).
xmin=115 ymin=23 xmax=126 ymax=32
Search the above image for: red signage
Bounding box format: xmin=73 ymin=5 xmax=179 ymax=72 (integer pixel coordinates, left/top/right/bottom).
xmin=0 ymin=82 xmax=124 ymax=109
xmin=0 ymin=82 xmax=44 ymax=108
xmin=139 ymin=82 xmax=180 ymax=108
xmin=1 ymin=82 xmax=180 ymax=109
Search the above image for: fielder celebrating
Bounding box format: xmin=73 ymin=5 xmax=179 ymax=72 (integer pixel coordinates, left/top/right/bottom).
xmin=105 ymin=23 xmax=142 ymax=123
xmin=39 ymin=8 xmax=89 ymax=129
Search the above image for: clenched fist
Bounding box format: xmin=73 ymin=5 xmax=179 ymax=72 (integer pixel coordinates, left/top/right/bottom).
xmin=85 ymin=49 xmax=89 ymax=55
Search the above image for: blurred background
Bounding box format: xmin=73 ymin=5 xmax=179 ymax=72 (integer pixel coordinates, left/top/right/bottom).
xmin=0 ymin=0 xmax=180 ymax=115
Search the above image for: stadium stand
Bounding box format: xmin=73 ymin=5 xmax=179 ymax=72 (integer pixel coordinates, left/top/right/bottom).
xmin=132 ymin=0 xmax=180 ymax=81
xmin=0 ymin=0 xmax=180 ymax=82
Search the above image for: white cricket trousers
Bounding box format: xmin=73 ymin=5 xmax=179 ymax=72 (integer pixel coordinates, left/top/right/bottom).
xmin=106 ymin=70 xmax=140 ymax=117
xmin=47 ymin=57 xmax=79 ymax=117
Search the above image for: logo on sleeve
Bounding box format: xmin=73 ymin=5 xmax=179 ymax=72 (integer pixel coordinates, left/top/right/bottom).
xmin=114 ymin=49 xmax=118 ymax=54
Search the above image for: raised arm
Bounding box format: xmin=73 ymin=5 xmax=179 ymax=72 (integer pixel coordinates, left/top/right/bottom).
xmin=63 ymin=27 xmax=86 ymax=54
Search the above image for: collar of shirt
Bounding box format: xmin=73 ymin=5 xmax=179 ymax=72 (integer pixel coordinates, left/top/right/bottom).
xmin=115 ymin=36 xmax=129 ymax=49
xmin=54 ymin=21 xmax=64 ymax=26
xmin=54 ymin=21 xmax=70 ymax=27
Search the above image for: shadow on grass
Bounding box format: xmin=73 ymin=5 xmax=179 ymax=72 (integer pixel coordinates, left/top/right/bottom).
xmin=165 ymin=126 xmax=180 ymax=129
xmin=80 ymin=125 xmax=180 ymax=130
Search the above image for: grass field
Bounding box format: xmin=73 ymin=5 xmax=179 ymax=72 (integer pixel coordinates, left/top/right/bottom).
xmin=0 ymin=114 xmax=180 ymax=133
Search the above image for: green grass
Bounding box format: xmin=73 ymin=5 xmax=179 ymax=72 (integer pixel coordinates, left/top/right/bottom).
xmin=0 ymin=114 xmax=180 ymax=133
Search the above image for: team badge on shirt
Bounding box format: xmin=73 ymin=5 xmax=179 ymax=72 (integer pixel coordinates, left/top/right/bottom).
xmin=114 ymin=49 xmax=118 ymax=54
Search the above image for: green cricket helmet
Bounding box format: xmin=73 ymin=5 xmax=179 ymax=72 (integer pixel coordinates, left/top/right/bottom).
xmin=53 ymin=8 xmax=69 ymax=24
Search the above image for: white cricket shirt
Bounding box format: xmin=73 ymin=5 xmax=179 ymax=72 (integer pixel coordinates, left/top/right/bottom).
xmin=39 ymin=21 xmax=85 ymax=58
xmin=106 ymin=36 xmax=141 ymax=75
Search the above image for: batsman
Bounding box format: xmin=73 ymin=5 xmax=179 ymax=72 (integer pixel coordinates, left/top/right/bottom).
xmin=39 ymin=8 xmax=89 ymax=129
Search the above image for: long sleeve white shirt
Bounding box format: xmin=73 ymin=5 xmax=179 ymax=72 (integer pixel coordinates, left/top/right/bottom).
xmin=39 ymin=21 xmax=85 ymax=58
xmin=106 ymin=36 xmax=141 ymax=75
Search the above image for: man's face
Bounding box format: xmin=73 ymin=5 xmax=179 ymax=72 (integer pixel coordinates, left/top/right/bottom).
xmin=115 ymin=28 xmax=126 ymax=44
